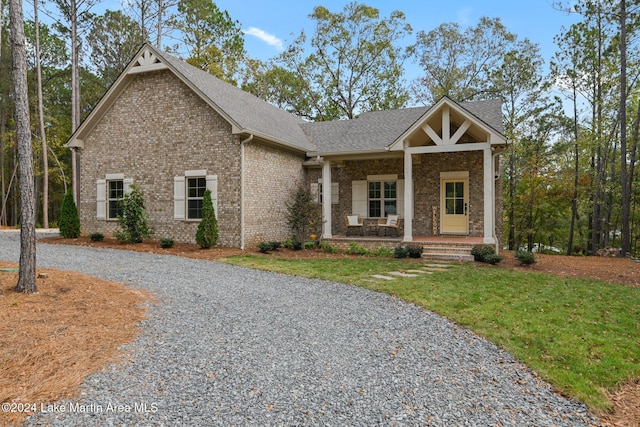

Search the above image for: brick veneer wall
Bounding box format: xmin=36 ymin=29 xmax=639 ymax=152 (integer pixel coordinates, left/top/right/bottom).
xmin=307 ymin=151 xmax=489 ymax=237
xmin=78 ymin=70 xmax=242 ymax=246
xmin=243 ymin=140 xmax=306 ymax=246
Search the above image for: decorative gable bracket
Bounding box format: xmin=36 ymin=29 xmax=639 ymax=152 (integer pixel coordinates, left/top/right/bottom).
xmin=127 ymin=48 xmax=168 ymax=75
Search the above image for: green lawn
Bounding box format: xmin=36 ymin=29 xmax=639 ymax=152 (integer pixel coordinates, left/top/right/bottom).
xmin=222 ymin=254 xmax=640 ymax=412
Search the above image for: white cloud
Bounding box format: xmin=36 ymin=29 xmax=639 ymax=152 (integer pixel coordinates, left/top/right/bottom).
xmin=243 ymin=27 xmax=284 ymax=52
xmin=456 ymin=7 xmax=473 ymax=26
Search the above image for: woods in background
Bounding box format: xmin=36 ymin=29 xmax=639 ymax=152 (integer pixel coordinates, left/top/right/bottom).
xmin=1 ymin=0 xmax=639 ymax=256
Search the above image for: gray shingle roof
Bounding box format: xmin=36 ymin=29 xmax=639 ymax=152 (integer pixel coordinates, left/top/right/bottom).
xmin=153 ymin=46 xmax=504 ymax=155
xmin=155 ymin=49 xmax=315 ymax=151
xmin=301 ymin=99 xmax=505 ymax=153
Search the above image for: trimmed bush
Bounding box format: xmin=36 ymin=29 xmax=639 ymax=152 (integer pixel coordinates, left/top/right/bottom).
xmin=471 ymin=244 xmax=496 ymax=262
xmin=89 ymin=232 xmax=104 ymax=242
xmin=268 ymin=241 xmax=282 ymax=251
xmin=160 ymin=238 xmax=175 ymax=248
xmin=407 ymin=245 xmax=424 ymax=258
xmin=196 ymin=189 xmax=218 ymax=249
xmin=484 ymin=254 xmax=503 ymax=265
xmin=515 ymin=250 xmax=536 ymax=265
xmin=59 ymin=189 xmax=80 ymax=238
xmin=258 ymin=242 xmax=272 ymax=253
xmin=394 ymin=245 xmax=409 ymax=259
xmin=258 ymin=241 xmax=282 ymax=253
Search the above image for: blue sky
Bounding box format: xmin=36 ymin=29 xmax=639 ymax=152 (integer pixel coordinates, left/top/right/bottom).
xmin=77 ymin=0 xmax=581 ymax=84
xmin=212 ymin=0 xmax=581 ymax=82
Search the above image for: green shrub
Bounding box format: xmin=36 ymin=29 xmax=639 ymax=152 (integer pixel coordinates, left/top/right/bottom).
xmin=59 ymin=189 xmax=81 ymax=238
xmin=89 ymin=232 xmax=104 ymax=242
xmin=290 ymin=238 xmax=303 ymax=250
xmin=368 ymin=247 xmax=394 ymax=257
xmin=115 ymin=185 xmax=151 ymax=244
xmin=515 ymin=250 xmax=536 ymax=265
xmin=160 ymin=238 xmax=175 ymax=248
xmin=394 ymin=245 xmax=409 ymax=258
xmin=304 ymin=241 xmax=318 ymax=250
xmin=258 ymin=241 xmax=272 ymax=253
xmin=196 ymin=189 xmax=218 ymax=249
xmin=258 ymin=241 xmax=283 ymax=253
xmin=268 ymin=241 xmax=281 ymax=251
xmin=471 ymin=244 xmax=496 ymax=262
xmin=484 ymin=254 xmax=503 ymax=265
xmin=320 ymin=241 xmax=338 ymax=254
xmin=345 ymin=242 xmax=368 ymax=255
xmin=407 ymin=245 xmax=423 ymax=258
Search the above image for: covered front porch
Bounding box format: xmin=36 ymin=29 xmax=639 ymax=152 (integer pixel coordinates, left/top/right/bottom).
xmin=312 ymin=98 xmax=507 ymax=248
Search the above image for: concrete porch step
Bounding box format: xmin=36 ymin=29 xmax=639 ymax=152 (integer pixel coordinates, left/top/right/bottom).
xmin=420 ymin=243 xmax=475 ymax=262
xmin=422 ymin=252 xmax=475 ymax=262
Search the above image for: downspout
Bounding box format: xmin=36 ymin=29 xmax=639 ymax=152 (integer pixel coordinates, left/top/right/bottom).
xmin=240 ymin=134 xmax=253 ymax=250
xmin=493 ymin=149 xmax=501 ymax=252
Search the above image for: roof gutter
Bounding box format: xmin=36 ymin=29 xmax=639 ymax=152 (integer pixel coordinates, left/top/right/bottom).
xmin=305 ymin=148 xmax=390 ymax=158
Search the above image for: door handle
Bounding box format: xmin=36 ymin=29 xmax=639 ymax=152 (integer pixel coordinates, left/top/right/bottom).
xmin=464 ymin=203 xmax=468 ymax=215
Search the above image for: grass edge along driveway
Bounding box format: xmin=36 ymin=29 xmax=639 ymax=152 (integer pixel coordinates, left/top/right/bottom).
xmin=222 ymin=255 xmax=640 ymax=413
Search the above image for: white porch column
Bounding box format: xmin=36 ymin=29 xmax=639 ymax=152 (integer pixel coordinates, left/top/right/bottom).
xmin=483 ymin=147 xmax=495 ymax=244
xmin=403 ymin=150 xmax=413 ymax=241
xmin=322 ymin=160 xmax=332 ymax=239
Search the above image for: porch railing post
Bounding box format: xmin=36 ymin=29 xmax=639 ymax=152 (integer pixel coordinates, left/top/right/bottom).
xmin=403 ymin=148 xmax=413 ymax=242
xmin=483 ymin=147 xmax=495 ymax=244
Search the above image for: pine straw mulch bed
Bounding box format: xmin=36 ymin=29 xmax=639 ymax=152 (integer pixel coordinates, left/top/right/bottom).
xmin=0 ymin=262 xmax=151 ymax=427
xmin=3 ymin=235 xmax=640 ymax=426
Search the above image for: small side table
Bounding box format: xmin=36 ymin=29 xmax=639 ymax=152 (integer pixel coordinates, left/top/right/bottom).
xmin=365 ymin=220 xmax=378 ymax=236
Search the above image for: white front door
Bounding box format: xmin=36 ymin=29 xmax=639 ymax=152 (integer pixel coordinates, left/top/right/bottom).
xmin=441 ymin=178 xmax=469 ymax=234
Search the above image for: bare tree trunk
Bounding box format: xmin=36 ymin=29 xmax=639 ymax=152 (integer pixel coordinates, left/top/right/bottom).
xmin=70 ymin=0 xmax=80 ymax=204
xmin=619 ymin=0 xmax=631 ymax=256
xmin=34 ymin=0 xmax=49 ymax=228
xmin=156 ymin=0 xmax=163 ymax=47
xmin=0 ymin=0 xmax=5 ymax=227
xmin=567 ymin=83 xmax=579 ymax=255
xmin=9 ymin=0 xmax=37 ymax=293
xmin=507 ymin=148 xmax=516 ymax=250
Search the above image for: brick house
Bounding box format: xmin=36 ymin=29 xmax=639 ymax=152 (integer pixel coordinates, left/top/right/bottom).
xmin=68 ymin=44 xmax=508 ymax=249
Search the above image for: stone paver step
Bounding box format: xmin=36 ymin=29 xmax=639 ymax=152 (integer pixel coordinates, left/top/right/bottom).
xmin=387 ymin=271 xmax=419 ymax=278
xmin=371 ymin=274 xmax=395 ymax=281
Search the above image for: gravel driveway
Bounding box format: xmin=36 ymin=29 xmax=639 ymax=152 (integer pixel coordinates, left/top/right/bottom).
xmin=1 ymin=232 xmax=597 ymax=426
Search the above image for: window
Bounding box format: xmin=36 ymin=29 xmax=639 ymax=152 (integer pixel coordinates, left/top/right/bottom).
xmin=174 ymin=172 xmax=217 ymax=221
xmin=311 ymin=181 xmax=339 ymax=204
xmin=187 ymin=177 xmax=206 ymax=219
xmin=369 ymin=180 xmax=396 ymax=218
xmin=107 ymin=180 xmax=124 ymax=219
xmin=96 ymin=175 xmax=131 ymax=220
xmin=445 ymin=181 xmax=465 ymax=214
xmin=351 ymin=176 xmax=404 ymax=219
